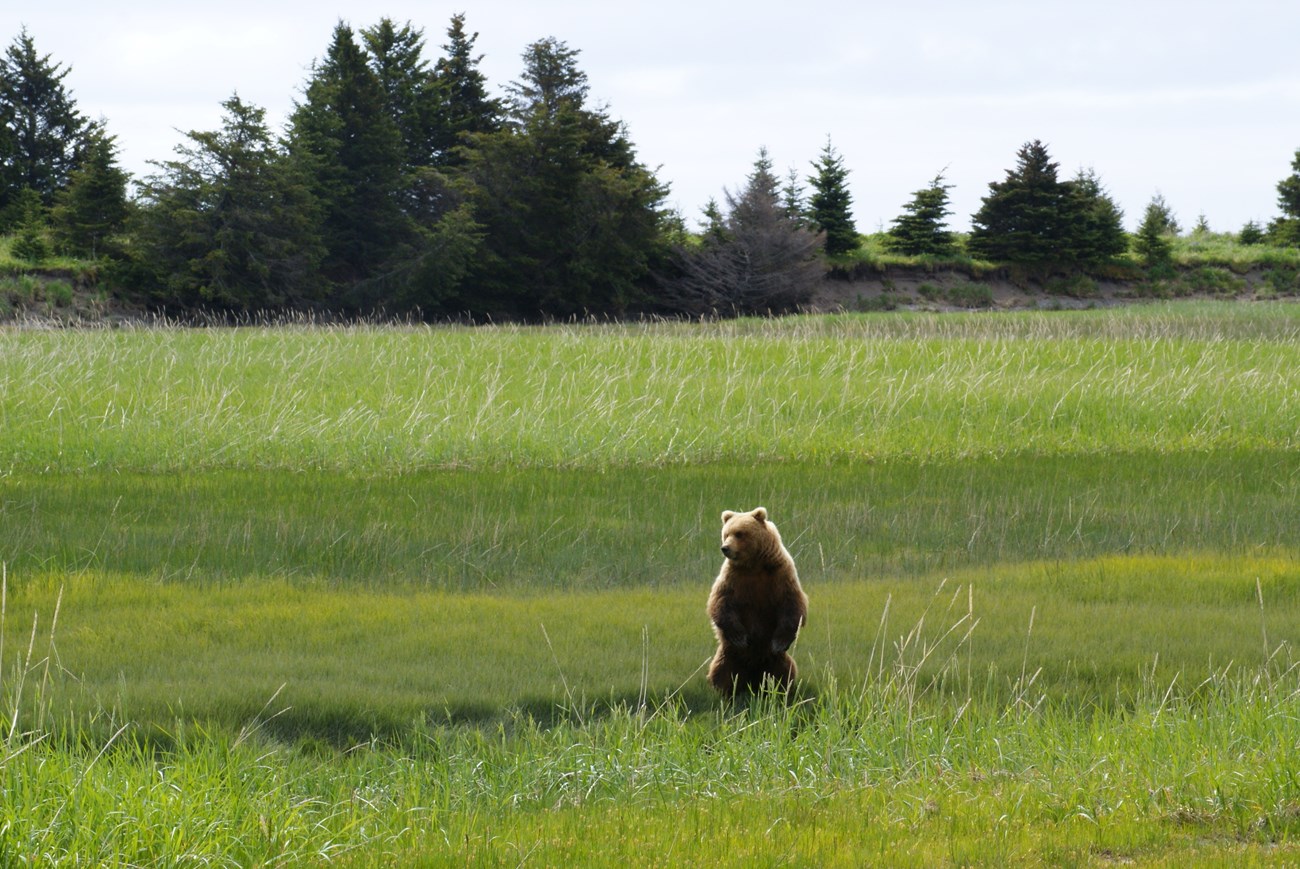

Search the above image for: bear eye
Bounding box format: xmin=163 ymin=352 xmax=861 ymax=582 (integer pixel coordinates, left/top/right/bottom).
xmin=732 ymin=531 xmax=746 ymax=539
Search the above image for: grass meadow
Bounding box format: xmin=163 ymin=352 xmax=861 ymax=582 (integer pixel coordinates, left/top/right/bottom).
xmin=2 ymin=302 xmax=1300 ymax=865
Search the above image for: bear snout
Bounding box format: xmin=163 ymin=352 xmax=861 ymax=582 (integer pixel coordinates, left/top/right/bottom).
xmin=720 ymin=544 xmax=733 ymax=559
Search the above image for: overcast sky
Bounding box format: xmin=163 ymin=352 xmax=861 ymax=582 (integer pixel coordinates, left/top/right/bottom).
xmin=7 ymin=1 xmax=1300 ymax=232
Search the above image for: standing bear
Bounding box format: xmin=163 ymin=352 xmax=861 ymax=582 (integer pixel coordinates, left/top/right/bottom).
xmin=706 ymin=507 xmax=809 ymax=695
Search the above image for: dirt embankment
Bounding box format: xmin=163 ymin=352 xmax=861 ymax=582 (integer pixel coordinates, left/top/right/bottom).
xmin=3 ymin=262 xmax=1299 ymax=325
xmin=809 ymin=263 xmax=1300 ymax=313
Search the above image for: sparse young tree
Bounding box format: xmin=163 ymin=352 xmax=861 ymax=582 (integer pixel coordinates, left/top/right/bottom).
xmin=667 ymin=147 xmax=825 ymax=315
xmin=1239 ymin=220 xmax=1265 ymax=245
xmin=806 ymin=137 xmax=857 ymax=256
xmin=1133 ymin=195 xmax=1175 ymax=268
xmin=1145 ymin=192 xmax=1181 ymax=236
xmin=885 ymin=171 xmax=956 ymax=257
xmin=782 ymin=165 xmax=806 ymax=225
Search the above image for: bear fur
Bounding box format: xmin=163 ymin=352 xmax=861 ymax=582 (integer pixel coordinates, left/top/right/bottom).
xmin=706 ymin=507 xmax=808 ymax=695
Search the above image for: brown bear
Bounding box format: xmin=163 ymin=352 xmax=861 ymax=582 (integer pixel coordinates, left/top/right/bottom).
xmin=706 ymin=507 xmax=808 ymax=695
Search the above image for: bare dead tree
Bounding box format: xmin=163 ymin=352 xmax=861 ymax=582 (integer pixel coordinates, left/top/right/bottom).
xmin=663 ymin=155 xmax=825 ymax=316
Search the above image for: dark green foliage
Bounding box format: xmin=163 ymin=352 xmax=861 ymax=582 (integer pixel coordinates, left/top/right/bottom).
xmin=1268 ymin=148 xmax=1300 ymax=246
xmin=1144 ymin=192 xmax=1181 ymax=236
xmin=506 ymin=36 xmax=588 ymax=119
xmin=968 ymin=140 xmax=1068 ymax=264
xmin=667 ymin=147 xmax=825 ymax=314
xmin=969 ymin=141 xmax=1126 ymax=268
xmin=1239 ymin=220 xmax=1265 ymax=245
xmin=807 ymin=137 xmax=857 ymax=256
xmin=1275 ymin=148 xmax=1300 ymax=219
xmin=885 ymin=172 xmax=956 ymax=257
xmin=370 ymin=169 xmax=483 ymax=315
xmin=360 ymin=18 xmax=439 ymax=173
xmin=428 ymin=15 xmax=503 ymax=167
xmin=455 ymin=37 xmax=669 ymax=318
xmin=1064 ymin=168 xmax=1127 ymax=265
xmin=286 ymin=22 xmax=412 ymax=288
xmin=1263 ymin=268 xmax=1299 ymax=294
xmin=131 ymin=95 xmax=324 ymax=310
xmin=51 ymin=129 xmax=129 ymax=258
xmin=700 ymin=197 xmax=727 ymax=243
xmin=9 ymin=187 xmax=48 ymax=262
xmin=781 ymin=165 xmax=806 ymax=225
xmin=1133 ymin=196 xmax=1175 ymax=268
xmin=0 ymin=28 xmax=92 ymax=214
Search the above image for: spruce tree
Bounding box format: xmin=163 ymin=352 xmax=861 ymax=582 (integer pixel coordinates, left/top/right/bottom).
xmin=1145 ymin=192 xmax=1180 ymax=236
xmin=287 ymin=22 xmax=411 ymax=286
xmin=782 ymin=166 xmax=806 ymax=225
xmin=0 ymin=28 xmax=92 ymax=212
xmin=1239 ymin=220 xmax=1265 ymax=245
xmin=457 ymin=37 xmax=668 ymax=318
xmin=1132 ymin=196 xmax=1174 ymax=268
xmin=1268 ymin=148 xmax=1300 ymax=246
xmin=806 ymin=138 xmax=857 ymax=256
xmin=885 ymin=172 xmax=956 ymax=257
xmin=1063 ymin=168 xmax=1127 ymax=265
xmin=51 ymin=129 xmax=129 ymax=258
xmin=428 ymin=14 xmax=503 ymax=166
xmin=361 ymin=18 xmax=438 ymax=172
xmin=9 ymin=187 xmax=48 ymax=263
xmin=968 ymin=140 xmax=1068 ymax=264
xmin=506 ymin=37 xmax=588 ymax=119
xmin=133 ymin=95 xmax=324 ymax=310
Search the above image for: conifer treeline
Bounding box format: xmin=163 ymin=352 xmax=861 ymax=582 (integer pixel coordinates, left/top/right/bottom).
xmin=3 ymin=19 xmax=1300 ymax=320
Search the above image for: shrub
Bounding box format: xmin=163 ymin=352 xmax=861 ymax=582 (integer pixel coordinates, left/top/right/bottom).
xmin=1263 ymin=268 xmax=1300 ymax=295
xmin=11 ymin=223 xmax=50 ymax=264
xmin=1045 ymin=274 xmax=1098 ymax=298
xmin=1239 ymin=221 xmax=1266 ymax=245
xmin=1183 ymin=266 xmax=1245 ymax=295
xmin=946 ymin=282 xmax=994 ymax=308
xmin=46 ymin=280 xmax=74 ymax=307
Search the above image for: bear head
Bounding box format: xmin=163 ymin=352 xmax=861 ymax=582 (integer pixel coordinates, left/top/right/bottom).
xmin=720 ymin=507 xmax=778 ymax=565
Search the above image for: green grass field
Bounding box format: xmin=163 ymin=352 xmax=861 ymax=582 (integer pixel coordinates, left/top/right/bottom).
xmin=3 ymin=303 xmax=1300 ymax=865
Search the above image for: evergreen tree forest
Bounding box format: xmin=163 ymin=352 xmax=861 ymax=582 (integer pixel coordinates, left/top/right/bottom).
xmin=2 ymin=21 xmax=1300 ymax=321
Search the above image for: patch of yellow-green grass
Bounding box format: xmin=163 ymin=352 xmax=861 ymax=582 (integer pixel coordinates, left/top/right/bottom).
xmin=6 ymin=552 xmax=1298 ymax=743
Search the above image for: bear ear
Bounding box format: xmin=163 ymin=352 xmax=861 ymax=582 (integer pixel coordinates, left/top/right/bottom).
xmin=721 ymin=510 xmax=736 ymax=523
xmin=752 ymin=507 xmax=768 ymax=523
